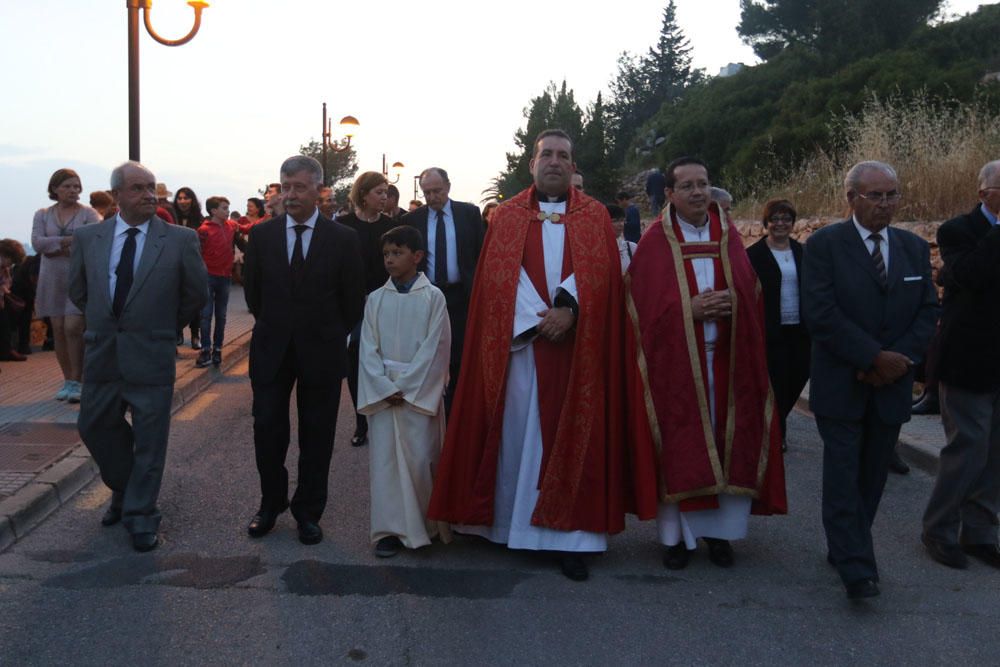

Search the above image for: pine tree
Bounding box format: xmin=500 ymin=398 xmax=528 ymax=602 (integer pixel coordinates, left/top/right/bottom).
xmin=608 ymin=0 xmax=697 ymax=162
xmin=576 ymin=93 xmax=616 ymax=201
xmin=298 ymin=139 xmax=358 ymax=188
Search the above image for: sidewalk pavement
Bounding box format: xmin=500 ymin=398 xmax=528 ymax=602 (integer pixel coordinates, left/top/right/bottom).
xmin=0 ymin=286 xmax=254 ymax=551
xmin=795 ymin=383 xmax=946 ymax=474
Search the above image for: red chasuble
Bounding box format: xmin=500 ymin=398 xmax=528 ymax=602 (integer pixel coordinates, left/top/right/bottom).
xmin=625 ymin=202 xmax=787 ymax=517
xmin=428 ymin=185 xmax=627 ymax=534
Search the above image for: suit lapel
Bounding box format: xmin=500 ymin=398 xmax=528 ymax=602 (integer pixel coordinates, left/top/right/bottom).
xmin=301 ymin=216 xmax=325 ymax=277
xmin=125 ymin=216 xmax=167 ymax=311
xmin=886 ymin=228 xmax=906 ymax=290
xmin=839 ymin=220 xmax=883 ymax=288
xmin=94 ymin=218 xmax=118 ymax=316
xmin=416 ymin=208 xmax=430 ymax=273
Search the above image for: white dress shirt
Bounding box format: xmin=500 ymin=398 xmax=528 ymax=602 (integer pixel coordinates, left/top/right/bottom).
xmin=853 ymin=215 xmax=890 ymax=274
xmin=108 ymin=214 xmax=150 ymax=301
xmin=425 ymin=200 xmax=460 ymax=284
xmin=286 ymin=208 xmax=319 ymax=263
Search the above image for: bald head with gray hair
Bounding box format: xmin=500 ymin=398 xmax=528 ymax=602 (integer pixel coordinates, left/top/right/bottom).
xmin=844 ymin=161 xmax=898 ymax=192
xmin=110 ymin=160 xmax=153 ymax=191
xmin=978 ymin=160 xmax=1000 ymax=190
xmin=280 ymin=155 xmax=324 ymax=184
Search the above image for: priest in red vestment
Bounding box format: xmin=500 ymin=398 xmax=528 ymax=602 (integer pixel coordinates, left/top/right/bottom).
xmin=428 ymin=129 xmax=626 ymax=582
xmin=625 ymin=157 xmax=787 ymax=571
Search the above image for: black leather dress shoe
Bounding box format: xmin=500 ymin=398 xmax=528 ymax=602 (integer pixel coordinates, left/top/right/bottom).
xmin=663 ymin=543 xmax=690 ymax=570
xmin=922 ymin=534 xmax=968 ymax=568
xmin=297 ymin=520 xmax=323 ymax=545
xmin=101 ymin=505 xmax=122 ymax=527
xmin=704 ymin=537 xmax=734 ymax=567
xmin=559 ymin=554 xmax=589 ymax=581
xmin=845 ymin=578 xmax=880 ymax=600
xmin=962 ymin=543 xmax=1000 ymax=569
xmin=247 ymin=510 xmax=282 ymax=538
xmin=888 ymin=449 xmax=910 ymax=475
xmin=131 ymin=532 xmax=159 ymax=553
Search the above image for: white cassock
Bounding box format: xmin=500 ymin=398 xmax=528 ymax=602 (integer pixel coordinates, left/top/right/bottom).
xmin=458 ymin=200 xmax=607 ymax=552
xmin=656 ymin=216 xmax=751 ymax=549
xmin=358 ymin=273 xmax=452 ymax=549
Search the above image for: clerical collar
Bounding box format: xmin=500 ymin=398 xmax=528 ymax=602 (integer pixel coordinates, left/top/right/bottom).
xmin=535 ymin=190 xmax=568 ymax=203
xmin=392 ymin=273 xmax=420 ymax=293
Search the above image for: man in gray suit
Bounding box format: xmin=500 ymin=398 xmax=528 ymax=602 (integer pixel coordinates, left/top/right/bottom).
xmin=922 ymin=159 xmax=1000 ymax=570
xmin=69 ymin=161 xmax=207 ymax=552
xmin=802 ymin=160 xmax=938 ymax=599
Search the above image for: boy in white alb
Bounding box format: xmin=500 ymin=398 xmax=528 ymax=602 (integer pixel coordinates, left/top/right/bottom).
xmin=358 ymin=225 xmax=452 ymax=557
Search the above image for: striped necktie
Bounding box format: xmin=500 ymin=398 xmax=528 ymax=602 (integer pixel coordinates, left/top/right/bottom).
xmin=869 ymin=232 xmax=886 ymax=285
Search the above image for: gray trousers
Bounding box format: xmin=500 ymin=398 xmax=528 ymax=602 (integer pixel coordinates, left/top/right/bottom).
xmin=77 ymin=381 xmax=174 ymax=535
xmin=923 ymin=383 xmax=1000 ymax=546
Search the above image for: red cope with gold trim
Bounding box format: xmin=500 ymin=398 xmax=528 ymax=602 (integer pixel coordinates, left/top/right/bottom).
xmin=427 ymin=185 xmax=627 ymax=534
xmin=624 ymin=202 xmax=787 ymax=518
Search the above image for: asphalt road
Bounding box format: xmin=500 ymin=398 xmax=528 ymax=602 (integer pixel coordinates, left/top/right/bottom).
xmin=1 ymin=358 xmax=998 ymax=665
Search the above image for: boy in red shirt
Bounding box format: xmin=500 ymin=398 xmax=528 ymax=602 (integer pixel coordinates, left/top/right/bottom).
xmin=196 ymin=196 xmax=246 ymax=368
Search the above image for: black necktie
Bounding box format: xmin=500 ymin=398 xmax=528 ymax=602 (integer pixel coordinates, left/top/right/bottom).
xmin=869 ymin=232 xmax=886 ymax=285
xmin=434 ymin=209 xmax=447 ymax=286
xmin=112 ymin=227 xmax=139 ymax=318
xmin=290 ymin=224 xmax=307 ymax=280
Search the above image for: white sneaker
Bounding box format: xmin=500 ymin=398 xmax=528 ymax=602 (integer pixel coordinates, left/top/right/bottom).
xmin=66 ymin=381 xmax=82 ymax=404
xmin=54 ymin=381 xmax=71 ymax=401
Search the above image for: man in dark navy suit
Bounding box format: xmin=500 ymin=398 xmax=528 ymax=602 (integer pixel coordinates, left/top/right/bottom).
xmin=922 ymin=159 xmax=1000 ymax=571
xmin=243 ymin=155 xmax=365 ymax=545
xmin=401 ymin=167 xmax=485 ymax=413
xmin=802 ymin=160 xmax=938 ymax=599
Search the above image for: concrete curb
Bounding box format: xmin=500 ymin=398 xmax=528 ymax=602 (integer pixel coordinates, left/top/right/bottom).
xmin=794 ymin=395 xmax=940 ymax=475
xmin=0 ymin=331 xmax=252 ymax=553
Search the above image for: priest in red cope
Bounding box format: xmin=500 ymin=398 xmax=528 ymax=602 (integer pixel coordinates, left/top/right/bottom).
xmin=428 ymin=129 xmax=626 ymax=582
xmin=625 ymin=156 xmax=787 ymax=571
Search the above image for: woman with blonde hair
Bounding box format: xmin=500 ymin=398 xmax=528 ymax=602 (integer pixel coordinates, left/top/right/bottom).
xmin=339 ymin=171 xmax=399 ymax=447
xmin=31 ymin=168 xmax=101 ymax=402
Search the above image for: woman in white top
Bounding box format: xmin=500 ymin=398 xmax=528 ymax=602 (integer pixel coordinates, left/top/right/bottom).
xmin=31 ymin=168 xmax=101 ymax=402
xmin=745 ymin=199 xmax=810 ymax=450
xmin=606 ymin=203 xmax=638 ymax=274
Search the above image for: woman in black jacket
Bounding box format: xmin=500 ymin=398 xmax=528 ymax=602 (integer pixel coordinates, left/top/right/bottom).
xmin=746 ymin=199 xmax=810 ymax=450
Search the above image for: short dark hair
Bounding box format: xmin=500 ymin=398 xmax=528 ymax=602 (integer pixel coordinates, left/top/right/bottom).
xmin=386 ymin=184 xmax=400 ymax=200
xmin=532 ymin=129 xmax=574 ymax=159
xmin=90 ymin=190 xmax=114 ymax=208
xmin=664 ymin=156 xmax=708 ymax=189
xmin=381 ymin=224 xmax=424 ymax=253
xmin=615 ymin=191 xmax=632 ymax=201
xmin=605 ymin=203 xmax=625 ymax=220
xmin=48 ymin=168 xmax=80 ymax=201
xmin=267 ymin=183 xmax=281 ymax=193
xmin=205 ymin=196 xmax=230 ymax=215
xmin=760 ymin=198 xmax=797 ymax=228
xmin=246 ymin=197 xmax=265 ymax=216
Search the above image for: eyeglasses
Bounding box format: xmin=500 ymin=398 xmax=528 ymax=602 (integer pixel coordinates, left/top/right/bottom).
xmin=769 ymin=214 xmax=794 ymax=223
xmin=856 ymin=191 xmax=902 ymax=204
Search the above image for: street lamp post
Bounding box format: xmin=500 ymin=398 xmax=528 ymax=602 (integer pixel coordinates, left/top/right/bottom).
xmin=382 ymin=154 xmax=405 ymax=184
xmin=321 ymin=103 xmax=358 ymax=186
xmin=127 ymin=0 xmax=209 ymax=161
xmin=413 ymin=174 xmax=420 ymax=202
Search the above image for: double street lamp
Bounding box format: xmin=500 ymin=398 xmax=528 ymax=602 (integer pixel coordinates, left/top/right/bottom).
xmin=127 ymin=0 xmax=209 ymax=161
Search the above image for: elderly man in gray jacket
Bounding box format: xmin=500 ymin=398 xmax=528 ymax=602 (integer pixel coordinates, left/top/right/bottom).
xmin=69 ymin=161 xmax=206 ymax=552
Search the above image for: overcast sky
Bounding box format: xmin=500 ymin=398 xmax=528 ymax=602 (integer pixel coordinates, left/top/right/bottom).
xmin=0 ymin=0 xmax=987 ymax=244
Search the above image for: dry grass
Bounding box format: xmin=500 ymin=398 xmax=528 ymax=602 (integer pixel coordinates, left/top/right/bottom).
xmin=734 ymin=93 xmax=1000 ymax=221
